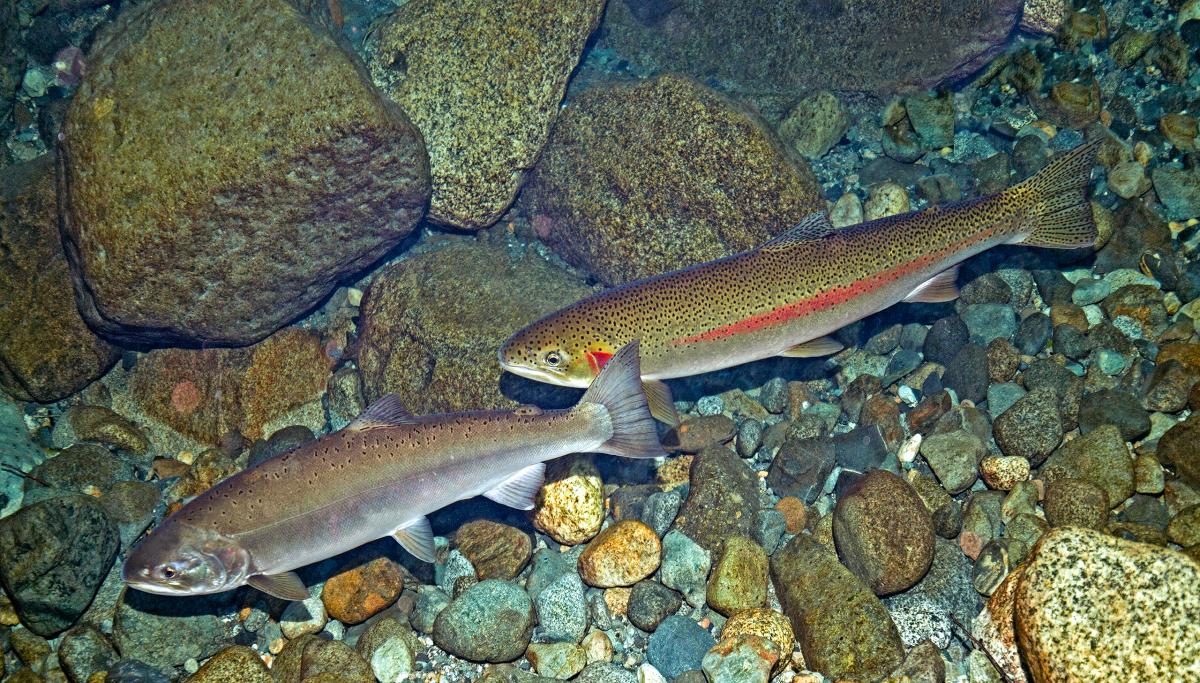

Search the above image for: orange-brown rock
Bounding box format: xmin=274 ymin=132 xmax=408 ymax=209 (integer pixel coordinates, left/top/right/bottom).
xmin=321 ymin=556 xmax=404 ymax=625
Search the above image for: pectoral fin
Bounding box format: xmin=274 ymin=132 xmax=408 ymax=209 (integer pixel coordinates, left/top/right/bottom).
xmin=247 ymin=571 xmax=308 ymax=601
xmin=902 ymin=265 xmax=961 ymax=303
xmin=780 ymin=336 xmax=844 ymax=358
xmin=643 ymin=380 xmax=679 ymax=426
xmin=484 ymin=463 xmax=545 ymax=510
xmin=392 ymin=516 xmax=436 ymax=563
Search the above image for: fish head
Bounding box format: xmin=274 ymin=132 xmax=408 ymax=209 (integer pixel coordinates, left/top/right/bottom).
xmin=122 ymin=521 xmax=252 ymax=596
xmin=498 ymin=318 xmax=618 ymax=389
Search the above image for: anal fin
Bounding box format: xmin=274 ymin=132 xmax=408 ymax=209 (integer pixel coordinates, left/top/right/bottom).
xmin=483 ymin=463 xmax=545 ymax=510
xmin=392 ymin=516 xmax=436 ymax=563
xmin=247 ymin=571 xmax=308 ymax=601
xmin=643 ymin=379 xmax=679 ymax=426
xmin=903 ymin=266 xmax=961 ymax=303
xmin=780 ymin=336 xmax=844 ymax=358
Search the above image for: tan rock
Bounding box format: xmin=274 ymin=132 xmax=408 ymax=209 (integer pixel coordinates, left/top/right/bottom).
xmin=1015 ymin=527 xmax=1200 ymax=682
xmin=533 ymin=456 xmax=605 ymax=546
xmin=321 ymin=557 xmax=404 ymax=625
xmin=720 ymin=608 xmax=795 ymax=675
xmin=454 ymin=520 xmax=532 ymax=581
xmin=365 ymin=0 xmax=605 ymax=229
xmin=184 ymin=645 xmax=270 ymax=683
xmin=578 ymin=520 xmax=661 ymax=588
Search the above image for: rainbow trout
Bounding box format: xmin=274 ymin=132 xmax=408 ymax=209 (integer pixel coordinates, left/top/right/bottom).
xmin=122 ymin=342 xmax=662 ymax=600
xmin=500 ymin=140 xmax=1100 ymax=423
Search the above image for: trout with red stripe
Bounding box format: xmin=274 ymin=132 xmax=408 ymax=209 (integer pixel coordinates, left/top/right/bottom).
xmin=500 ymin=140 xmax=1100 ymax=424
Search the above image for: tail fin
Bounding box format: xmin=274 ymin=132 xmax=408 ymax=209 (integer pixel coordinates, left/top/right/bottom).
xmin=579 ymin=341 xmax=665 ymax=459
xmin=1012 ymin=138 xmax=1101 ymax=249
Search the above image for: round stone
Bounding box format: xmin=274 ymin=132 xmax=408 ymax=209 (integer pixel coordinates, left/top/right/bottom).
xmin=432 ymin=579 xmax=534 ymax=663
xmin=832 ymin=470 xmax=935 ymax=595
xmin=578 ymin=520 xmax=662 ymax=588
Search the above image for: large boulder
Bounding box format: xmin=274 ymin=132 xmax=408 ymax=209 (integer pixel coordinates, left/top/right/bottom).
xmin=595 ymin=0 xmax=1024 ymax=104
xmin=0 ymin=495 xmax=119 ymax=636
xmin=524 ymin=74 xmax=823 ymax=286
xmin=356 ymin=240 xmax=593 ymax=414
xmin=115 ymin=326 xmax=334 ymax=449
xmin=365 ymin=0 xmax=604 ymax=229
xmin=58 ymin=0 xmax=430 ymax=346
xmin=0 ymin=155 xmax=119 ymax=402
xmin=1015 ymin=528 xmax=1200 ymax=682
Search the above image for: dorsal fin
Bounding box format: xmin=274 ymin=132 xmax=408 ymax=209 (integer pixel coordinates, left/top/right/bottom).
xmin=760 ymin=212 xmax=836 ymax=251
xmin=347 ymin=394 xmax=416 ymax=431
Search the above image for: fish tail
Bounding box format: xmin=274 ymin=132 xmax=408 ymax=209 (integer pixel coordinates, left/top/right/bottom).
xmin=578 ymin=340 xmax=665 ymax=459
xmin=1010 ymin=138 xmax=1101 ymax=249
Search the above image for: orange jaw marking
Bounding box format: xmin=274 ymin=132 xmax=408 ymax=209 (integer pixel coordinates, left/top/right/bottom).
xmin=585 ymin=349 xmax=614 ymax=375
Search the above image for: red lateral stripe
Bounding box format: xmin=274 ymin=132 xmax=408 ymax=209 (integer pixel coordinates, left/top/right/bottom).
xmin=672 ymin=231 xmax=986 ymax=346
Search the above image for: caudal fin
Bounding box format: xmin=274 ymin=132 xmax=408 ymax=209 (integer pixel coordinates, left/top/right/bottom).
xmin=579 ymin=341 xmax=665 ymax=459
xmin=1012 ymin=138 xmax=1101 ymax=249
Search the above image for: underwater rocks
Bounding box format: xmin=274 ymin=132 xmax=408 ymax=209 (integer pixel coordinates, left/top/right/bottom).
xmin=533 ymin=456 xmax=607 ymax=546
xmin=432 ymin=579 xmax=535 ymax=663
xmin=0 ymin=495 xmax=118 ymax=636
xmin=0 ymin=399 xmax=45 ymax=518
xmin=670 ymin=446 xmax=762 ymax=554
xmin=58 ymin=0 xmax=430 ymax=346
xmin=577 ymin=520 xmax=661 ymax=588
xmin=1015 ymin=528 xmax=1200 ymax=682
xmin=454 ymin=520 xmax=533 ymax=581
xmin=771 ymin=534 xmax=904 ymax=681
xmin=596 ymin=0 xmax=1022 ymax=101
xmin=356 ymin=240 xmax=593 ymax=414
xmin=185 ymin=645 xmax=272 ymax=683
xmin=121 ymin=326 xmax=333 ymax=447
xmin=113 ymin=590 xmax=240 ymax=676
xmin=321 ymin=556 xmax=404 ymax=625
xmin=524 ymin=74 xmax=822 ymax=285
xmin=0 ymin=155 xmax=119 ymax=403
xmin=832 ymin=470 xmax=935 ymax=596
xmin=365 ymin=0 xmax=604 ymax=229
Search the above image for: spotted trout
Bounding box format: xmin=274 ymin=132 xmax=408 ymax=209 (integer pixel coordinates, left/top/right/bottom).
xmin=122 ymin=342 xmax=662 ymax=601
xmin=500 ymin=140 xmax=1100 ymax=423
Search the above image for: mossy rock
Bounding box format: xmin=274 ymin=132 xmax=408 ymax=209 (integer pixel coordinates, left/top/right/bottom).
xmin=356 ymin=240 xmax=593 ymax=414
xmin=524 ymin=74 xmax=823 ymax=286
xmin=0 ymin=155 xmax=119 ymax=402
xmin=59 ymin=0 xmax=429 ymax=346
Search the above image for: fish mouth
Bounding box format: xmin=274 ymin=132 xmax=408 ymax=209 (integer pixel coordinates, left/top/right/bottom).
xmin=498 ymin=360 xmax=566 ymax=385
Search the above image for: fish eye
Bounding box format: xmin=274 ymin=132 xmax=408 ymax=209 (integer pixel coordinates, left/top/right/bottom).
xmin=544 ymin=351 xmax=562 ymax=367
xmin=161 ymin=566 xmax=177 ymax=579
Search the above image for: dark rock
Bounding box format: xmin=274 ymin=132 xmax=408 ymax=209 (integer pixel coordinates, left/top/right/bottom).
xmin=1014 ymin=311 xmax=1053 ymax=355
xmin=766 ymin=436 xmax=834 ymax=504
xmin=113 ymin=590 xmax=237 ymax=674
xmin=628 ymin=580 xmax=683 ymax=632
xmin=58 ymin=624 xmax=119 ymax=683
xmin=831 ymin=424 xmax=889 ymax=472
xmin=663 ymin=415 xmax=736 ymax=453
xmin=672 ymin=446 xmax=761 ymax=553
xmin=1053 ymin=324 xmax=1088 ymax=360
xmin=640 ymin=490 xmax=684 ymax=538
xmin=1021 ymin=359 xmax=1083 ymax=431
xmin=907 ymin=390 xmax=953 ymax=436
xmin=1041 ymin=425 xmax=1134 ymax=509
xmin=1142 ymin=359 xmax=1196 ymax=413
xmin=1094 ymin=200 xmax=1172 ymax=275
xmin=27 ymin=443 xmax=134 ymax=494
xmin=646 ymin=614 xmax=715 ymax=679
xmin=920 ymin=430 xmax=984 ymax=494
xmin=59 ymin=0 xmax=430 ymax=346
xmin=246 ymin=425 xmax=314 ymax=469
xmin=0 ymin=495 xmax=119 ymax=636
xmin=961 ymin=304 xmax=1017 ymax=345
xmin=735 ymin=417 xmax=764 ymax=458
xmin=770 ymin=535 xmax=904 ymax=680
xmin=1032 ymin=269 xmax=1074 ymax=306
xmin=1101 ymin=284 xmax=1168 ymax=340
xmin=0 ymin=155 xmax=120 ymax=402
xmin=758 ymin=378 xmax=789 ymax=415
xmin=942 ymin=344 xmax=989 ymax=404
xmin=1158 ymin=413 xmax=1200 ymax=486
xmin=1077 ymin=388 xmax=1150 ymax=441
xmin=987 ymin=337 xmax=1022 ymax=383
xmin=923 ymin=316 xmax=970 ymax=365
xmin=906 ymin=91 xmax=955 ymax=149
xmin=106 ymin=660 xmax=172 ymax=683
xmin=832 ymin=470 xmax=934 ymax=595
xmin=992 ymin=386 xmax=1062 ymax=465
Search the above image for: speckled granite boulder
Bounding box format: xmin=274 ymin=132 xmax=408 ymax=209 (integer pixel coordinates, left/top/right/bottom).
xmin=59 ymin=0 xmax=430 ymax=346
xmin=365 ymin=0 xmax=604 ymax=229
xmin=119 ymin=326 xmax=333 ymax=446
xmin=185 ymin=645 xmax=271 ymax=683
xmin=0 ymin=155 xmax=119 ymax=403
xmin=113 ymin=591 xmax=239 ymax=676
xmin=595 ymin=0 xmax=1023 ymax=102
xmin=524 ymin=74 xmax=823 ymax=285
xmin=1015 ymin=528 xmax=1200 ymax=682
xmin=0 ymin=495 xmax=119 ymax=636
xmin=356 ymin=241 xmax=593 ymax=414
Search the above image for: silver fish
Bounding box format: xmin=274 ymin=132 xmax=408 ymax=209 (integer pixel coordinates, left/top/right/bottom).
xmin=122 ymin=341 xmax=662 ymax=600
